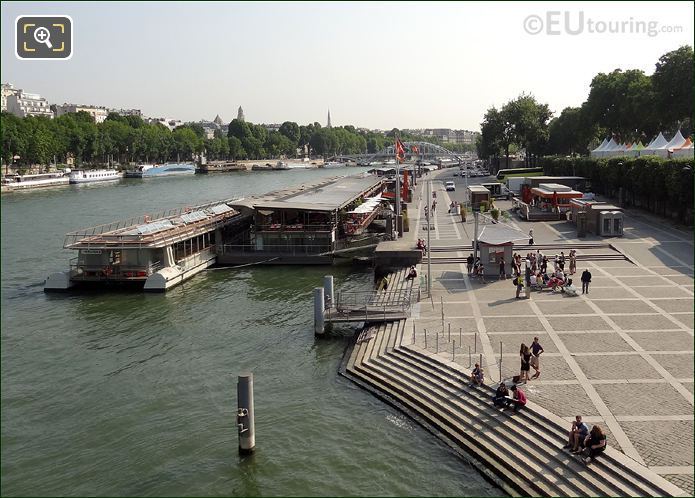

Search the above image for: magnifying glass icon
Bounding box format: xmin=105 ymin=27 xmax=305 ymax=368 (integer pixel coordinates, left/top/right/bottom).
xmin=34 ymin=27 xmax=53 ymax=49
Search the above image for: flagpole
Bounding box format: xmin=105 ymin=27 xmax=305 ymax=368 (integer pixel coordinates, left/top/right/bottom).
xmin=395 ymin=136 xmax=401 ymax=238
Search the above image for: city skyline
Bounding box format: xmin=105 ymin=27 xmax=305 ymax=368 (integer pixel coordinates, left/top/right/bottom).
xmin=1 ymin=1 xmax=693 ymax=130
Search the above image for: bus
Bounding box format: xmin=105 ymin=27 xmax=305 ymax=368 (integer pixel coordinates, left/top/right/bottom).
xmin=495 ymin=167 xmax=543 ymax=181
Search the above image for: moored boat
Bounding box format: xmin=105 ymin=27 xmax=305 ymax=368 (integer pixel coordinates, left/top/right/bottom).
xmin=1 ymin=172 xmax=70 ymax=191
xmin=69 ymin=169 xmax=122 ymax=184
xmin=125 ymin=162 xmax=196 ymax=178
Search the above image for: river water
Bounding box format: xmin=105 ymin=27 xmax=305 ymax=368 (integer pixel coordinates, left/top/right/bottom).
xmin=1 ymin=168 xmax=498 ymax=496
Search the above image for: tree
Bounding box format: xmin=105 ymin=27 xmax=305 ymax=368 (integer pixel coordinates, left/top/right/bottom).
xmin=652 ymin=45 xmax=694 ymax=132
xmin=503 ymin=93 xmax=552 ymax=166
xmin=279 ymin=121 xmax=300 ymax=144
xmin=172 ymin=127 xmax=203 ymax=160
xmin=227 ymin=118 xmax=252 ymax=140
xmin=228 ymin=136 xmax=246 ymax=159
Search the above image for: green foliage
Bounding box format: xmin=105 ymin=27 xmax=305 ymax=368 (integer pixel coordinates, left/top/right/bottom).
xmin=543 ymin=155 xmax=694 ymax=223
xmin=479 ymin=201 xmax=489 ymax=212
xmin=490 ymin=208 xmax=500 ymax=221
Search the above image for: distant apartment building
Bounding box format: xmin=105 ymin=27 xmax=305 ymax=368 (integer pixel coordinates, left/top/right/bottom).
xmin=6 ymin=89 xmax=53 ymax=118
xmin=147 ymin=117 xmax=183 ymax=131
xmin=263 ymin=123 xmax=281 ymax=132
xmin=1 ymin=83 xmax=21 ymax=112
xmin=109 ymin=108 xmax=142 ymax=117
xmin=55 ymin=103 xmax=109 ymax=123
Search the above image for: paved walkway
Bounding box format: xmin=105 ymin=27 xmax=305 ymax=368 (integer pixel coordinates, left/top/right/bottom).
xmin=405 ymin=171 xmax=694 ymax=494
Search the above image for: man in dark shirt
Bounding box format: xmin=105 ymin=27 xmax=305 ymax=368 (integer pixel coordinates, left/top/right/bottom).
xmin=581 ymin=269 xmax=592 ymax=294
xmin=466 ymin=254 xmax=474 ymax=275
xmin=530 ymin=336 xmax=544 ymax=378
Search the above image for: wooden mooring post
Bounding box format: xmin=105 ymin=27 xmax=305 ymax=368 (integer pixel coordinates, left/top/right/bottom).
xmin=237 ymin=373 xmax=255 ymax=455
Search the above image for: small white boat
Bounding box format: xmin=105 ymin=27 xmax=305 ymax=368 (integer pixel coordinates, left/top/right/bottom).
xmin=69 ymin=169 xmax=122 ymax=184
xmin=272 ymin=161 xmax=290 ymax=170
xmin=1 ymin=172 xmax=69 ymax=191
xmin=322 ymin=161 xmax=345 ymax=169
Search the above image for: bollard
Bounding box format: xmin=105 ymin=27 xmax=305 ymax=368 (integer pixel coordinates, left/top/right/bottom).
xmin=499 ymin=340 xmax=503 ymax=383
xmin=453 ymin=340 xmax=456 ymax=361
xmin=412 ymin=322 xmax=416 ymax=345
xmin=436 ymin=332 xmax=439 ymax=353
xmin=323 ymin=275 xmax=334 ymax=309
xmin=237 ymin=373 xmax=255 ymax=455
xmin=424 ymin=329 xmax=428 ymax=349
xmin=314 ymin=287 xmax=325 ymax=335
xmin=448 ymin=323 xmax=451 ymax=342
xmin=468 ymin=345 xmax=471 ymax=367
xmin=459 ymin=327 xmax=462 ymax=346
xmin=474 ymin=330 xmax=478 ymax=354
xmin=440 ymin=297 xmax=444 ymax=333
xmin=479 ymin=353 xmax=483 ymax=371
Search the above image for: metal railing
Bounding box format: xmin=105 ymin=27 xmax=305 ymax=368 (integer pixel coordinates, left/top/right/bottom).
xmin=63 ymin=196 xmax=244 ymax=247
xmin=256 ymin=223 xmax=334 ymax=232
xmin=69 ymin=259 xmax=163 ymax=280
xmin=218 ymin=243 xmax=334 ymax=256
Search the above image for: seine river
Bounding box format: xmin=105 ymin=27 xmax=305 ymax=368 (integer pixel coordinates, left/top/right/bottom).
xmin=1 ymin=168 xmax=498 ymax=496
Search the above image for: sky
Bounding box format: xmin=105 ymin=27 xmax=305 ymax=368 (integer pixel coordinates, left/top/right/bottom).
xmin=1 ymin=1 xmax=693 ymax=131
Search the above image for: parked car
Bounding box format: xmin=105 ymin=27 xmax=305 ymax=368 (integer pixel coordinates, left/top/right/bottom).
xmin=445 ymin=181 xmax=456 ymax=191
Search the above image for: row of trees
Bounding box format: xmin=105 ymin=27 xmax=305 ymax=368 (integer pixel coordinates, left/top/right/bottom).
xmin=477 ymin=45 xmax=693 ymax=163
xmin=543 ymin=155 xmax=694 ymax=224
xmin=547 ymin=45 xmax=693 ymax=156
xmin=1 ymin=109 xmax=476 ymax=167
xmin=1 ymin=112 xmax=208 ymax=166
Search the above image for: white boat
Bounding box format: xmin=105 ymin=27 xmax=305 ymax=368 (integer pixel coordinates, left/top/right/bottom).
xmin=323 ymin=161 xmax=346 ymax=169
xmin=69 ymin=169 xmax=122 ymax=184
xmin=125 ymin=163 xmax=196 ymax=178
xmin=272 ymin=161 xmax=290 ymax=170
xmin=1 ymin=172 xmax=69 ymax=191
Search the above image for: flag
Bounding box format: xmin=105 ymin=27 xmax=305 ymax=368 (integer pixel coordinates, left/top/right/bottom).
xmin=411 ymin=145 xmax=419 ymax=154
xmin=395 ymin=138 xmax=406 ymax=163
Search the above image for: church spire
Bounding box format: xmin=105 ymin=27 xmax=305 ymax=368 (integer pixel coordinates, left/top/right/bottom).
xmin=237 ymin=106 xmax=245 ymax=122
xmin=327 ymin=109 xmax=331 ymax=128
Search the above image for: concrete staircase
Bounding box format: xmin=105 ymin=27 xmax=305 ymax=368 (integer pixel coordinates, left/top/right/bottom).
xmin=341 ymin=321 xmax=685 ymax=497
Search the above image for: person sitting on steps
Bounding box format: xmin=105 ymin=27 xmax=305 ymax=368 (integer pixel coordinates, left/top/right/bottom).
xmin=492 ymin=382 xmax=509 ymax=407
xmin=406 ymin=266 xmax=418 ymax=281
xmin=469 ymin=363 xmax=484 ymax=386
xmin=582 ymin=425 xmax=607 ymax=464
xmin=563 ymin=415 xmax=591 ymax=452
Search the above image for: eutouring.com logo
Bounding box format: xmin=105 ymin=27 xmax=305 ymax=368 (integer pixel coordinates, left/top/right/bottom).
xmin=523 ymin=11 xmax=683 ymax=38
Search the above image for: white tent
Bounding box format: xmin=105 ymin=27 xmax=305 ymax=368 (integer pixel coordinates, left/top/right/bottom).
xmin=672 ymin=138 xmax=694 ymax=158
xmin=590 ymin=138 xmax=609 ymax=158
xmin=600 ymin=138 xmax=619 ymax=158
xmin=627 ymin=141 xmax=645 ymax=157
xmin=663 ymin=130 xmax=687 ymax=157
xmin=641 ymin=132 xmax=668 ymax=156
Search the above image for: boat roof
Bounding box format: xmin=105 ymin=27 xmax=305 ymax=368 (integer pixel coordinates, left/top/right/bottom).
xmin=230 ymin=175 xmax=384 ymax=213
xmin=64 ymin=199 xmax=243 ymax=249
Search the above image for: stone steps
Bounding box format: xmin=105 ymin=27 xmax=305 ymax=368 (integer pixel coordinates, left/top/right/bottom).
xmin=341 ymin=319 xmax=684 ymax=497
xmin=389 ymin=346 xmax=666 ymax=496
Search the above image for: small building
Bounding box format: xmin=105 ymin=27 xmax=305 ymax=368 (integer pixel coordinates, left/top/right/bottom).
xmin=55 ymin=103 xmax=109 ymax=123
xmin=468 ymin=185 xmax=491 ymax=211
xmin=476 ymin=224 xmax=528 ymax=277
xmin=569 ymin=199 xmax=624 ymax=237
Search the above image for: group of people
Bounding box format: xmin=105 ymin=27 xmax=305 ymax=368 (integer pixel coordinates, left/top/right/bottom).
xmin=405 ymin=265 xmax=418 ymax=281
xmin=449 ymin=200 xmax=460 ymax=214
xmin=510 ymin=250 xmax=593 ymax=297
xmin=565 ymin=415 xmax=607 ymax=464
xmin=466 ymin=254 xmax=486 ymax=283
xmin=416 ymin=239 xmax=427 ymax=255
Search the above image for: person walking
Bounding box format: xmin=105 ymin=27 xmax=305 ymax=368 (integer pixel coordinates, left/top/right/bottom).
xmin=529 ymin=336 xmax=544 ymax=378
xmin=499 ymin=257 xmax=506 ymax=280
xmin=528 ymin=228 xmax=534 ymax=245
xmin=515 ymin=274 xmax=524 ymax=299
xmin=466 ymin=253 xmax=474 ymax=275
xmin=581 ymin=269 xmax=592 ymax=294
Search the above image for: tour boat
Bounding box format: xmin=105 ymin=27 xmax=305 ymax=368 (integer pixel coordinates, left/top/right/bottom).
xmin=69 ymin=169 xmax=122 ymax=184
xmin=1 ymin=172 xmax=70 ymax=191
xmin=125 ymin=163 xmax=196 ymax=178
